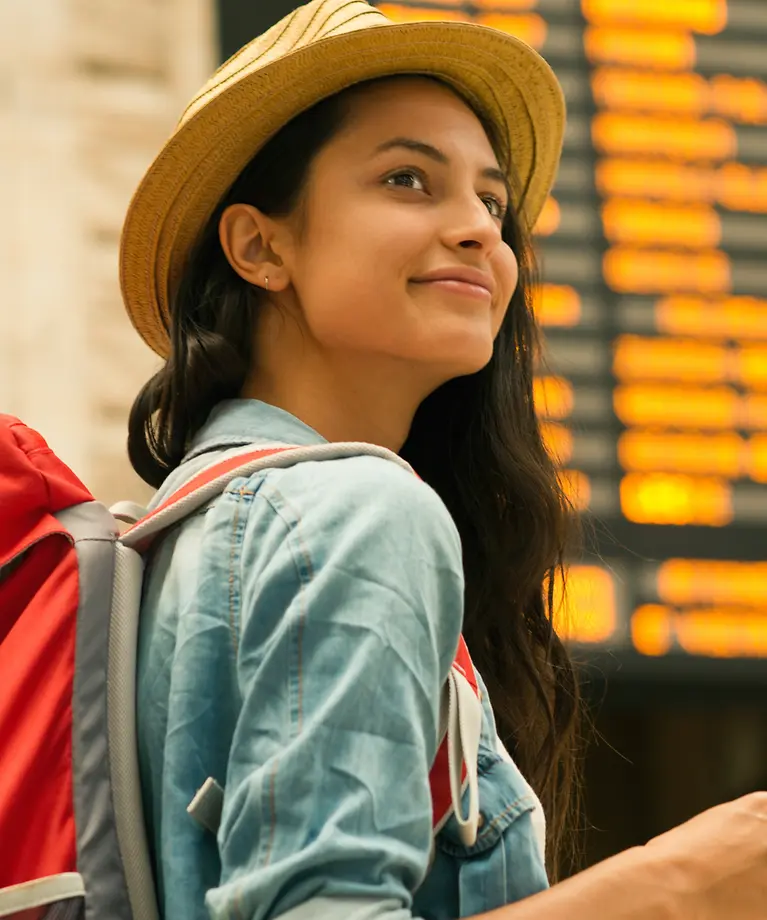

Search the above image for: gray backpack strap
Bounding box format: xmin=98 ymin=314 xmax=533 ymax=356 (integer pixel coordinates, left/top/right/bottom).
xmin=54 ymin=503 xmax=160 ymax=920
xmin=110 ymin=540 xmax=161 ymax=920
xmin=0 ymin=873 xmax=86 ymax=919
xmin=119 ymin=441 xmax=412 ymax=552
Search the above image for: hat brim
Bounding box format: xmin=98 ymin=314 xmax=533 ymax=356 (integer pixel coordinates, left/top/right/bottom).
xmin=119 ymin=20 xmax=565 ymax=358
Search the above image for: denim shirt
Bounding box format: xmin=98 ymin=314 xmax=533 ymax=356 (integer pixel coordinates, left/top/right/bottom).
xmin=137 ymin=399 xmax=549 ymax=920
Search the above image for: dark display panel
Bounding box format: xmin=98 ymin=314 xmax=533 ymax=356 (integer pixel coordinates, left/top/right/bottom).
xmin=220 ymin=1 xmax=767 ymax=675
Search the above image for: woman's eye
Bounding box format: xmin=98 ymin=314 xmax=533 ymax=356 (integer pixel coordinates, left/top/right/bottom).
xmin=385 ymin=169 xmax=426 ymax=191
xmin=385 ymin=171 xmax=506 ymax=219
xmin=483 ymin=196 xmax=508 ymax=220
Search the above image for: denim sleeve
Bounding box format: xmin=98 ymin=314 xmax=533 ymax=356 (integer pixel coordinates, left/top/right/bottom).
xmin=205 ymin=456 xmax=465 ymax=920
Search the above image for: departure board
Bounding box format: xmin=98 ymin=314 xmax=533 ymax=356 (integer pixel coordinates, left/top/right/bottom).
xmin=376 ymin=0 xmax=767 ymax=672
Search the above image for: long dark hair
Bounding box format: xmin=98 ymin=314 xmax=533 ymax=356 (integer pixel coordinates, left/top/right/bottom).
xmin=128 ymin=76 xmax=584 ymax=878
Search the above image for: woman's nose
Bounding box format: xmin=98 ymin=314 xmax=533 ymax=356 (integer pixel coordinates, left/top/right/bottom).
xmin=442 ymin=196 xmax=502 ymax=252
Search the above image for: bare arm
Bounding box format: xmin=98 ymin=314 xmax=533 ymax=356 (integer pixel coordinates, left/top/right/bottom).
xmin=477 ymin=791 xmax=767 ymax=920
xmin=476 ymin=846 xmax=682 ymax=920
xmin=275 ymin=846 xmax=684 ymax=920
xmin=275 ymin=793 xmax=767 ymax=920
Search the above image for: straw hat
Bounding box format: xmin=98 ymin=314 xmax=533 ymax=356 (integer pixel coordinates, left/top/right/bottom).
xmin=119 ymin=0 xmax=565 ymax=358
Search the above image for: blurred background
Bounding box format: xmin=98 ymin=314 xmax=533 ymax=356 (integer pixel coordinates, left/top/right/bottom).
xmin=3 ymin=0 xmax=767 ymax=874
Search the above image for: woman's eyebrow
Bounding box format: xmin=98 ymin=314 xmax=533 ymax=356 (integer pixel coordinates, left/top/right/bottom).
xmin=373 ymin=136 xmax=510 ymax=195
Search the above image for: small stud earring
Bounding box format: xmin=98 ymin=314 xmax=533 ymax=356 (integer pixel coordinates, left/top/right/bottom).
xmin=264 ymin=276 xmax=269 ymax=291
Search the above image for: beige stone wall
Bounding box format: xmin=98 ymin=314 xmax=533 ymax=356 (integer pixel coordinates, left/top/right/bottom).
xmin=0 ymin=0 xmax=216 ymax=505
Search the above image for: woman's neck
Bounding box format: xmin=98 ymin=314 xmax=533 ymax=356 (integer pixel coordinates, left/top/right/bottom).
xmin=242 ymin=351 xmax=427 ymax=453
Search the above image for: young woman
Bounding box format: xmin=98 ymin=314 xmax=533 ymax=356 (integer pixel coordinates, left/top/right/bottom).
xmin=122 ymin=2 xmax=767 ymax=919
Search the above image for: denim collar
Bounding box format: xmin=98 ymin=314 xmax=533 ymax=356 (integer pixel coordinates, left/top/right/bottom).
xmin=184 ymin=398 xmax=326 ymax=462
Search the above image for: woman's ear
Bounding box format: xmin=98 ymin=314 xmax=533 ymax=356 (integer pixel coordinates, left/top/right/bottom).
xmin=218 ymin=203 xmax=290 ymax=292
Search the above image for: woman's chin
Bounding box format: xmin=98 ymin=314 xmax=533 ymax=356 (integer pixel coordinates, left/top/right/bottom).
xmin=426 ymin=338 xmax=495 ymax=382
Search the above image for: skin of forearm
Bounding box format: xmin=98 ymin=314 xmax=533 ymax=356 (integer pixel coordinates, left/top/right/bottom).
xmin=469 ymin=846 xmax=695 ymax=920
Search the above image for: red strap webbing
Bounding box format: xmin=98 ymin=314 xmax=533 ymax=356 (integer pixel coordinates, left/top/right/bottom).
xmin=125 ymin=447 xmax=291 ymax=535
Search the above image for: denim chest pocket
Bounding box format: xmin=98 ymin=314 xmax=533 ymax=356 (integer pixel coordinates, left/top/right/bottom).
xmin=419 ymin=749 xmax=549 ymax=918
xmin=437 ymin=749 xmax=539 ymax=857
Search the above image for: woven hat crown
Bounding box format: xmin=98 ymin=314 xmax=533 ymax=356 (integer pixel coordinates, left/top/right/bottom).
xmin=182 ymin=0 xmax=389 ymax=127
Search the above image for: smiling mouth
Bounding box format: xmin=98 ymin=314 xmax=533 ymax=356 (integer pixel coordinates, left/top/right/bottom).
xmin=412 ymin=278 xmax=492 ymax=300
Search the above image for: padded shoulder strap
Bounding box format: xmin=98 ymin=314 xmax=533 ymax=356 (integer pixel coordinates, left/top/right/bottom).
xmin=119 ymin=441 xmax=412 ymax=553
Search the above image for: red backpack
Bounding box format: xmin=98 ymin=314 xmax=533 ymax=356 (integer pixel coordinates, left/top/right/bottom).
xmin=0 ymin=415 xmax=482 ymax=920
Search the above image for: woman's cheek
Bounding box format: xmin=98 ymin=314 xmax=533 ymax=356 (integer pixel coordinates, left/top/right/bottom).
xmin=299 ymin=280 xmax=391 ymax=350
xmin=498 ymin=251 xmax=519 ymax=302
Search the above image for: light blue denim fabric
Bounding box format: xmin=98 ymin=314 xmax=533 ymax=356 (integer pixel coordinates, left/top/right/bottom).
xmin=137 ymin=399 xmax=549 ymax=920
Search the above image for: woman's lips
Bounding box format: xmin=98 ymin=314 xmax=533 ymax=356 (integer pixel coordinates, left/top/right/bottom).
xmin=413 ymin=278 xmax=492 ymax=301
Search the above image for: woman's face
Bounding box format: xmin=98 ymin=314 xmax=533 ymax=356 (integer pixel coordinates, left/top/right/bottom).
xmin=279 ymin=77 xmax=518 ymax=387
